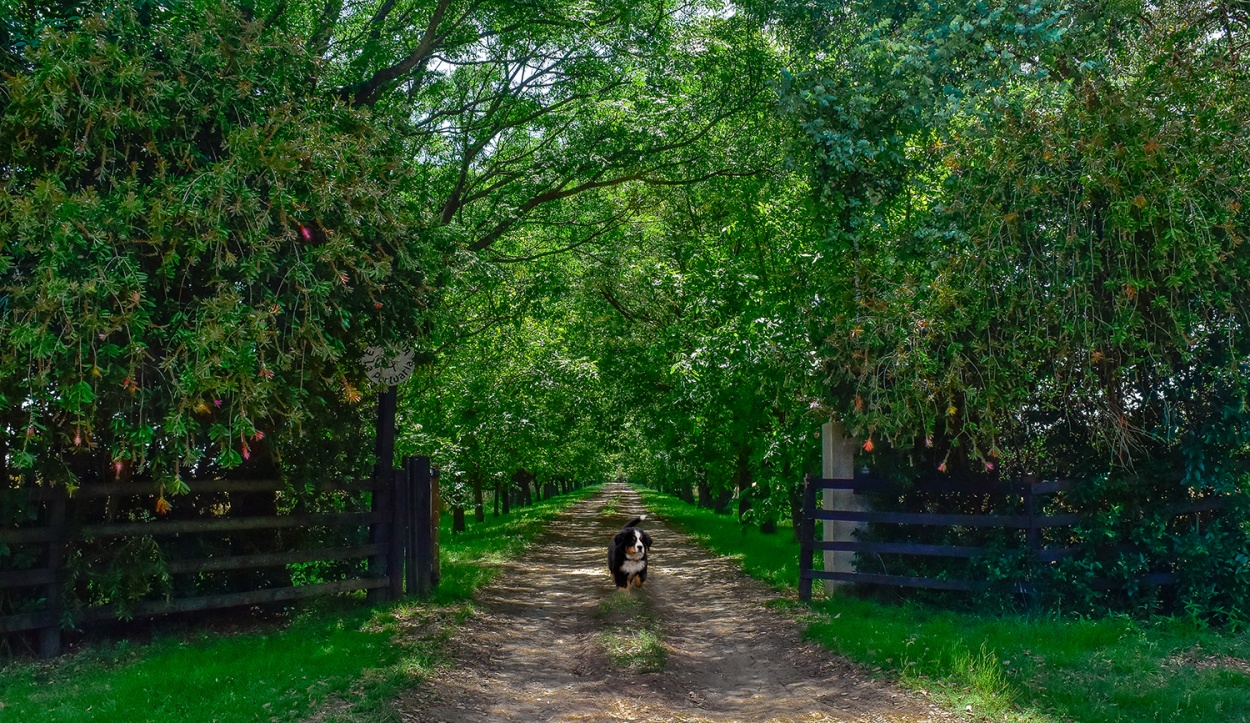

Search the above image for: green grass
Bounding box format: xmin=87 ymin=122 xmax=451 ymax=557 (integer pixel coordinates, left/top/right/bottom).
xmin=0 ymin=485 xmax=599 ymax=723
xmin=600 ymin=626 xmax=666 ymax=673
xmin=637 ymin=485 xmax=1250 ymax=723
xmin=598 ymin=493 xmax=622 ymax=516
xmin=596 ymin=588 xmax=666 ymax=673
xmin=596 ymin=590 xmax=646 ymax=618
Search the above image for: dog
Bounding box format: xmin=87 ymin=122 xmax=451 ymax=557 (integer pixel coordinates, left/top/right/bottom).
xmin=608 ymin=516 xmax=652 ymax=589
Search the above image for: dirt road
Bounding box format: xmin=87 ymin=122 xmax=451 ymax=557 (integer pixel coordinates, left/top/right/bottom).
xmin=397 ymin=483 xmax=958 ymax=723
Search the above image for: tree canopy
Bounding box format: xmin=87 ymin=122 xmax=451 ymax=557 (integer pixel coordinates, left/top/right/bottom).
xmin=2 ymin=0 xmax=1247 ymax=513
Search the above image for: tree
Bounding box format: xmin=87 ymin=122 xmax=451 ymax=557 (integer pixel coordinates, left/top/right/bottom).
xmin=771 ymin=0 xmax=1249 ymax=478
xmin=1 ymin=4 xmax=432 ymax=491
xmin=1 ymin=0 xmax=769 ymax=490
xmin=394 ymin=3 xmax=799 ymax=517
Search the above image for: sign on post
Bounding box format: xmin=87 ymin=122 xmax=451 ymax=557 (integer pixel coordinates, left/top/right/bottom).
xmin=364 ymin=345 xmax=415 ymax=603
xmin=362 ymin=346 xmax=417 ymax=387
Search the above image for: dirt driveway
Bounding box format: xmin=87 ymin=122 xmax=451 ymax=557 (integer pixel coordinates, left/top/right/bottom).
xmin=397 ymin=483 xmax=959 ymax=723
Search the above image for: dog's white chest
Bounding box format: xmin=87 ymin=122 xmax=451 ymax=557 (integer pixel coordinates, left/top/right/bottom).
xmin=620 ymin=560 xmax=646 ymax=575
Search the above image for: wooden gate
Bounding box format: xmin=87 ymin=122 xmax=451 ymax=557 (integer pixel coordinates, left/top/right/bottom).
xmin=798 ymin=474 xmax=1075 ymax=601
xmin=0 ymin=456 xmax=438 ymax=657
xmin=798 ymin=474 xmax=1231 ymax=602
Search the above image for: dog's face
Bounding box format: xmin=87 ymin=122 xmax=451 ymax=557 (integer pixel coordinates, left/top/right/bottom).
xmin=622 ymin=530 xmax=645 ymax=557
xmin=623 ymin=527 xmax=651 ymax=559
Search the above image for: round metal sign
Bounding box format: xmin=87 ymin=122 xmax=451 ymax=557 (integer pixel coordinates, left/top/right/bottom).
xmin=362 ymin=346 xmax=417 ymax=386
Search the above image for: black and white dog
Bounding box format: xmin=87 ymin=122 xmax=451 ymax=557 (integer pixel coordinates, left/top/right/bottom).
xmin=607 ymin=516 xmax=652 ymax=590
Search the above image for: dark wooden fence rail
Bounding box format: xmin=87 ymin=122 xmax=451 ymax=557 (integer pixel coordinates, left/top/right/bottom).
xmin=798 ymin=475 xmax=1229 ymax=602
xmin=1 ymin=456 xmax=439 ymax=657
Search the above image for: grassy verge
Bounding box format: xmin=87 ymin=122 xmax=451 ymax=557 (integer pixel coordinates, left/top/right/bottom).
xmin=0 ymin=485 xmax=599 ymax=723
xmin=636 ymin=485 xmax=1250 ymax=723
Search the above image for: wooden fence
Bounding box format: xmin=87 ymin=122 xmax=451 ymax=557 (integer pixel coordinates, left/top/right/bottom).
xmin=1 ymin=456 xmax=439 ymax=657
xmin=798 ymin=474 xmax=1228 ymax=602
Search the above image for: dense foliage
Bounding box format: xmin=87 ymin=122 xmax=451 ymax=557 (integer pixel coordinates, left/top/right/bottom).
xmin=756 ymin=0 xmax=1250 ymax=478
xmin=1 ymin=3 xmax=434 ymax=491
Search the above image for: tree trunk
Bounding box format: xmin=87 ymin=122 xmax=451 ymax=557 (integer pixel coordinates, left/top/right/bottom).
xmin=493 ymin=481 xmax=500 ymax=517
xmin=736 ymin=449 xmax=752 ymax=523
xmin=789 ymin=462 xmax=803 ymax=540
xmin=697 ymin=475 xmax=712 ymax=509
xmin=473 ymin=473 xmax=485 ymax=523
xmin=452 ymin=506 xmax=466 ymax=532
xmin=513 ymin=468 xmax=532 ymax=507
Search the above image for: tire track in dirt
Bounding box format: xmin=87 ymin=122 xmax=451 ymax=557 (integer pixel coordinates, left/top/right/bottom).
xmin=396 ymin=483 xmax=960 ymax=723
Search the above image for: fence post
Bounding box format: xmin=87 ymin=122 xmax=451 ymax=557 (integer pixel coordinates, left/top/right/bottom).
xmin=388 ymin=465 xmax=406 ymax=600
xmin=402 ymin=458 xmax=416 ymax=595
xmin=1023 ymin=475 xmax=1040 ymax=553
xmin=430 ymin=466 xmax=441 ymax=587
xmin=821 ymin=420 xmax=863 ymax=594
xmin=404 ymin=456 xmax=433 ymax=597
xmin=38 ymin=487 xmax=68 ymax=658
xmin=1022 ymin=474 xmax=1040 ymax=605
xmin=799 ymin=475 xmax=816 ymax=602
xmin=368 ymin=386 xmax=398 ymax=604
xmin=368 ymin=468 xmax=393 ymax=604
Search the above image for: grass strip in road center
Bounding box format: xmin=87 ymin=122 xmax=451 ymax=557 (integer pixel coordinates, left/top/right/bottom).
xmin=596 ymin=589 xmax=667 ymax=673
xmin=635 ymin=484 xmax=1250 ymax=723
xmin=0 ymin=485 xmax=601 ymax=723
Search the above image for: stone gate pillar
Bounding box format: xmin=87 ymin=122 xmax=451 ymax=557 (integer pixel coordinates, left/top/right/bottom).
xmin=822 ymin=420 xmax=866 ymax=593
